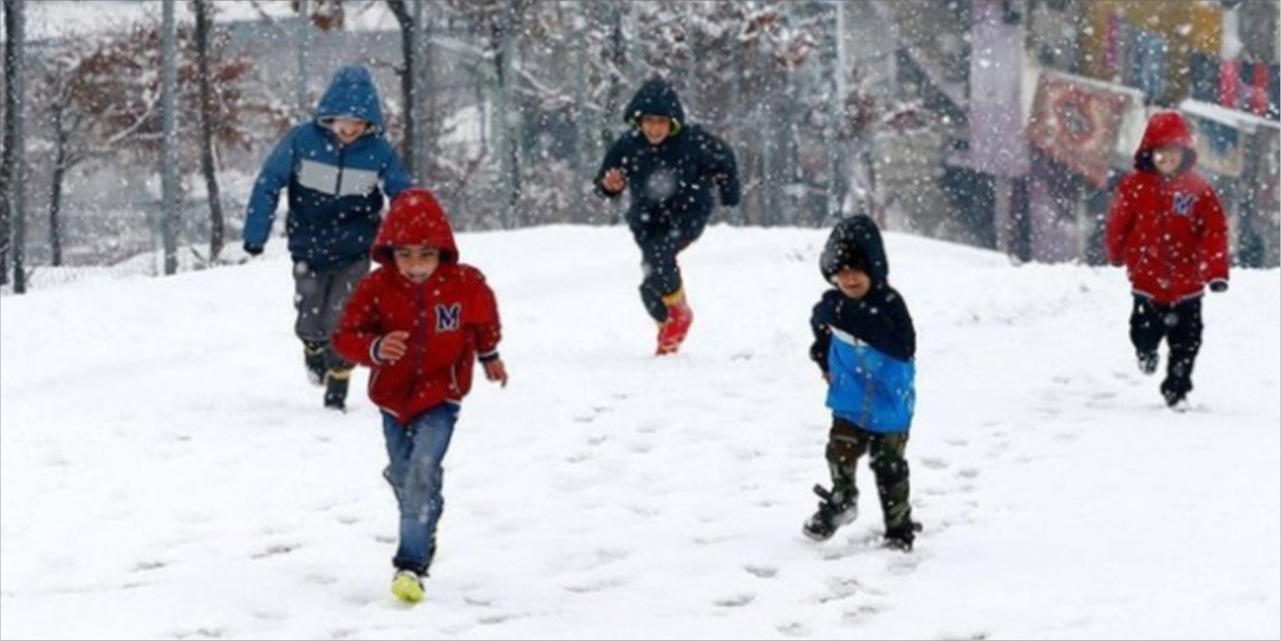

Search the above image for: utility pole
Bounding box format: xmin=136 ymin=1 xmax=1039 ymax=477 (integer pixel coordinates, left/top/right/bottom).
xmin=297 ymin=0 xmax=310 ymax=116
xmin=160 ymin=0 xmax=179 ymax=275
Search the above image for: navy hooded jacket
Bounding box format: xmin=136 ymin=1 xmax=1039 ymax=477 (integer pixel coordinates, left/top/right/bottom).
xmin=811 ymin=216 xmax=917 ymax=432
xmin=594 ymin=78 xmax=740 ymax=242
xmin=243 ymin=66 xmax=413 ymax=270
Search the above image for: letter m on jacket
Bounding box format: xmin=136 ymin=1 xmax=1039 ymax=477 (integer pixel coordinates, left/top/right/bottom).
xmin=436 ymin=304 xmax=461 ymax=332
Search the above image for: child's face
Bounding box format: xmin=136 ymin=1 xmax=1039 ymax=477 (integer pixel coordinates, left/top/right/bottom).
xmin=640 ymin=115 xmax=672 ymax=145
xmin=329 ymin=117 xmax=370 ymax=146
xmin=394 ymin=245 xmax=441 ymax=284
xmin=1153 ymin=145 xmax=1184 ymax=176
xmin=833 ymin=267 xmax=872 ymax=299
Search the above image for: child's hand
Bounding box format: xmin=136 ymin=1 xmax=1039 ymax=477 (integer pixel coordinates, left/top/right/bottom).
xmin=484 ymin=359 xmax=509 ymax=388
xmin=601 ymin=168 xmax=626 ymax=194
xmin=377 ymin=331 xmax=410 ymax=363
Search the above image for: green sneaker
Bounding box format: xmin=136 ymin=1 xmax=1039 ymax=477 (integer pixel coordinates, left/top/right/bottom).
xmin=390 ymin=570 xmax=425 ymax=603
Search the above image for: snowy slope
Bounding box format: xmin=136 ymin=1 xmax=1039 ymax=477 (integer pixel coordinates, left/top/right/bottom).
xmin=2 ymin=226 xmax=1278 ymax=640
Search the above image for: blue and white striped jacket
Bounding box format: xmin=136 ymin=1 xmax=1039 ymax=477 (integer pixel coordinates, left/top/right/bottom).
xmin=243 ymin=66 xmax=413 ymax=270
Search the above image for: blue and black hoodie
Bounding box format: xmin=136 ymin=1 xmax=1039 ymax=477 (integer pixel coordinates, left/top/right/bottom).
xmin=243 ymin=66 xmax=413 ymax=270
xmin=810 ymin=215 xmax=917 ymax=433
xmin=594 ymin=78 xmax=741 ymax=243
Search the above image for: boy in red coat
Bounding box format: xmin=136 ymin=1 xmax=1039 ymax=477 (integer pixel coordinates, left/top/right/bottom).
xmin=1106 ymin=111 xmax=1229 ymax=409
xmin=333 ymin=188 xmax=507 ymax=603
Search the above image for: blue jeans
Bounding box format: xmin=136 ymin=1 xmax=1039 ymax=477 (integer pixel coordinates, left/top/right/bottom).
xmin=382 ymin=404 xmax=459 ymax=575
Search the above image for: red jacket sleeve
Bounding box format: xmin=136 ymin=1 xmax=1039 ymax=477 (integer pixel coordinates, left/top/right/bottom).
xmin=1196 ymin=183 xmax=1230 ymax=286
xmin=332 ymin=276 xmax=384 ymax=367
xmin=1105 ymin=177 xmax=1136 ymax=267
xmin=465 ymin=269 xmax=502 ymax=360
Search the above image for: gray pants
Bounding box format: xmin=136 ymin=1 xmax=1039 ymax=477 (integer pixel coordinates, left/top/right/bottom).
xmin=294 ymin=258 xmax=370 ymax=370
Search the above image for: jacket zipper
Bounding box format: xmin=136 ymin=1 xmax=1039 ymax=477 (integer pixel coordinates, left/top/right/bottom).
xmin=414 ymin=286 xmax=426 ymax=379
xmin=850 ymin=338 xmax=876 ymax=428
xmin=1160 ymin=180 xmax=1176 ymax=292
xmin=336 ymin=145 xmax=347 ymax=195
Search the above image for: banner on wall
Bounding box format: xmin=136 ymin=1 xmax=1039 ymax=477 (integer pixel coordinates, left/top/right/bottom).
xmin=1028 ymin=71 xmax=1140 ymax=187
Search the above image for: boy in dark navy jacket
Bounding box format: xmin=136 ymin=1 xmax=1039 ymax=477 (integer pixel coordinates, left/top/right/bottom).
xmin=804 ymin=215 xmax=919 ymax=551
xmin=594 ymin=77 xmax=740 ymax=355
xmin=243 ymin=65 xmax=413 ymax=409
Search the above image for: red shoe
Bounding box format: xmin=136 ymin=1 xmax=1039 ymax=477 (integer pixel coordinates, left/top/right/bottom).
xmin=656 ymin=296 xmax=694 ymax=356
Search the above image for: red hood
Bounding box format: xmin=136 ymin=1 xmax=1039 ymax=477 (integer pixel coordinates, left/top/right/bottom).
xmin=372 ymin=188 xmax=459 ymax=266
xmin=1134 ymin=111 xmax=1198 ymax=172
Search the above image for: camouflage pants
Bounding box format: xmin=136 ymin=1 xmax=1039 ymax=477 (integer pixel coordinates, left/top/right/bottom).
xmin=826 ymin=417 xmax=914 ymax=534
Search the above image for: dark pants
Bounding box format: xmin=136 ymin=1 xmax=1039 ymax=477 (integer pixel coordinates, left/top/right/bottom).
xmin=1130 ymin=295 xmax=1203 ymax=399
xmin=293 ymin=258 xmax=369 ymax=371
xmin=825 ymin=417 xmax=914 ymax=535
xmin=633 ymin=226 xmax=692 ymax=323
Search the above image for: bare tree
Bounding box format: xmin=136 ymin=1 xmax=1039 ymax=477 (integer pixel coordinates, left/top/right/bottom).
xmin=385 ymin=0 xmax=423 ymax=179
xmin=31 ymin=42 xmax=93 ymax=267
xmin=3 ymin=0 xmax=27 ymax=291
xmin=193 ymin=0 xmax=225 ymax=261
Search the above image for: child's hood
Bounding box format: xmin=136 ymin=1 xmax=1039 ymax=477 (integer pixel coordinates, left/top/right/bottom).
xmin=623 ymin=77 xmax=687 ymax=135
xmin=315 ymin=66 xmax=387 ymax=135
xmin=371 ymin=188 xmax=459 ymax=266
xmin=821 ymin=215 xmax=890 ymax=284
xmin=1134 ymin=111 xmax=1198 ymax=173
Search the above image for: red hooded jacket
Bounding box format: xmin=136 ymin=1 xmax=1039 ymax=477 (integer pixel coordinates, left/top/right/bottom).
xmin=1105 ymin=111 xmax=1229 ymax=305
xmin=333 ymin=188 xmax=502 ymax=424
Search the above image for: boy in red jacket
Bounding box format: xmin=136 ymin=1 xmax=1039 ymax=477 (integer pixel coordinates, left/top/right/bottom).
xmin=1106 ymin=111 xmax=1229 ymax=410
xmin=333 ymin=188 xmax=507 ymax=603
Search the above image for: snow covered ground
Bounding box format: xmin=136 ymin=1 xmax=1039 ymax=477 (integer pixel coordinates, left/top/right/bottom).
xmin=2 ymin=226 xmax=1278 ymax=639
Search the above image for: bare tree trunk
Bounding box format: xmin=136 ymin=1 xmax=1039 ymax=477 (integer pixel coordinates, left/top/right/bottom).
xmin=386 ymin=0 xmax=417 ymax=178
xmin=194 ymin=0 xmax=225 ymax=261
xmin=3 ymin=0 xmax=27 ymax=291
xmin=49 ymin=121 xmax=67 ymax=267
xmin=1 ymin=1 xmax=10 ymax=286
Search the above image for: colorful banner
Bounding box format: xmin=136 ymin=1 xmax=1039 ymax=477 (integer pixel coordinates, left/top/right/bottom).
xmin=1028 ymin=71 xmax=1135 ymax=187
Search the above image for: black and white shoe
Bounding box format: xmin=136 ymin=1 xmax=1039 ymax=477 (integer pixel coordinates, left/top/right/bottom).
xmin=802 ymin=485 xmax=858 ymax=542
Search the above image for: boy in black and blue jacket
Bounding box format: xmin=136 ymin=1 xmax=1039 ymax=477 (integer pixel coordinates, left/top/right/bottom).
xmin=804 ymin=215 xmax=919 ymax=551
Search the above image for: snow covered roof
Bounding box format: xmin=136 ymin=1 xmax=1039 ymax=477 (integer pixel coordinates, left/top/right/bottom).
xmin=1179 ymin=99 xmax=1281 ymax=132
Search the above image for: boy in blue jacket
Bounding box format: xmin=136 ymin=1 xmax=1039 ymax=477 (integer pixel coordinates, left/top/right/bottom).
xmin=804 ymin=215 xmax=920 ymax=551
xmin=242 ymin=65 xmax=413 ymax=410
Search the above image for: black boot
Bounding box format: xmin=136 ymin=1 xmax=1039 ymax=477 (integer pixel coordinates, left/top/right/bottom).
xmin=802 ymin=484 xmax=858 ymax=542
xmin=324 ymin=368 xmax=352 ymax=411
xmin=1161 ymin=369 xmax=1193 ymax=411
xmin=303 ymin=340 xmax=327 ymax=387
xmin=883 ymin=521 xmax=923 ymax=552
xmin=1137 ymin=350 xmax=1159 ymax=376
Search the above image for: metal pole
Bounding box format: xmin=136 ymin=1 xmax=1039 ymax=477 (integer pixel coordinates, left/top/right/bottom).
xmin=830 ymin=0 xmax=848 ymax=219
xmin=297 ymin=0 xmax=310 ymax=116
xmin=161 ymin=0 xmax=178 ymax=275
xmin=410 ymin=0 xmax=425 ymax=182
xmin=572 ymin=2 xmax=587 ymax=223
